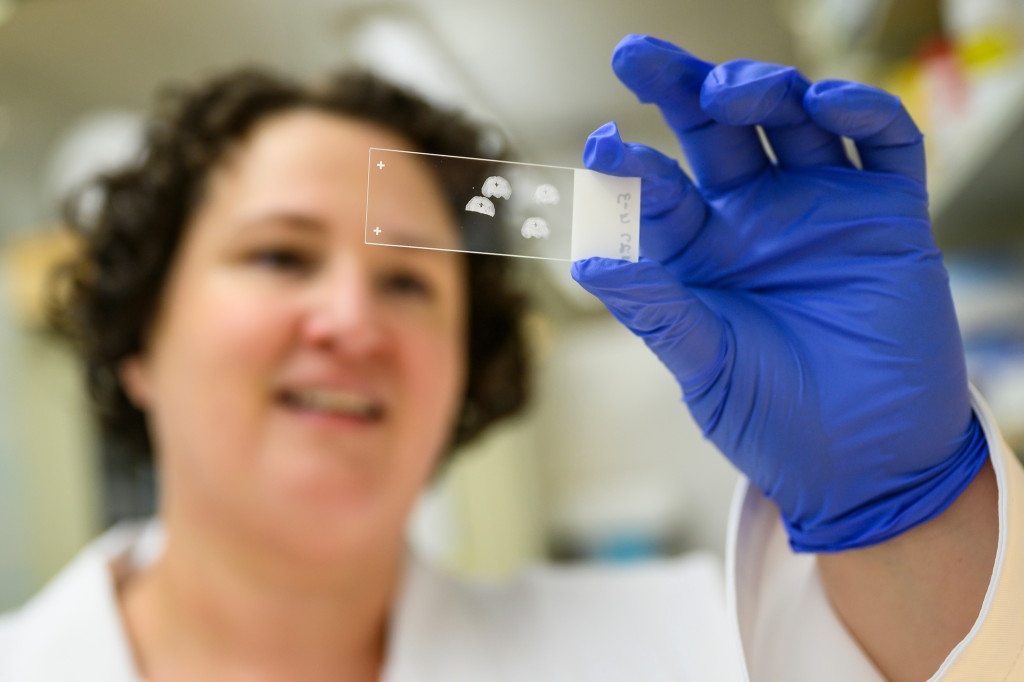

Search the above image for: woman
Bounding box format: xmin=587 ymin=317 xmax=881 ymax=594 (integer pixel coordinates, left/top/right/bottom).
xmin=12 ymin=69 xmax=537 ymax=680
xmin=2 ymin=33 xmax=1022 ymax=681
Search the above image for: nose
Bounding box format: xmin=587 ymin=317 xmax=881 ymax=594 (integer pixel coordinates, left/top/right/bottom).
xmin=299 ymin=255 xmax=386 ymax=356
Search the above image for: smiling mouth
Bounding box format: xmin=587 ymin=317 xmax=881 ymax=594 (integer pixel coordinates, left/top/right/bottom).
xmin=279 ymin=388 xmax=385 ymax=421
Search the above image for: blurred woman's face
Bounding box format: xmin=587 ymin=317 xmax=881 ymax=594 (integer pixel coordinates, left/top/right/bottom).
xmin=121 ymin=110 xmax=467 ymax=561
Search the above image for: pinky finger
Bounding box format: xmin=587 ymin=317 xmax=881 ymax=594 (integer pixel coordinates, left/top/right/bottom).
xmin=804 ymin=80 xmax=926 ymax=185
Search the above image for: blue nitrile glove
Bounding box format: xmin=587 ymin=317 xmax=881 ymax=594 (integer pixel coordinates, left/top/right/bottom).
xmin=572 ymin=34 xmax=990 ymax=552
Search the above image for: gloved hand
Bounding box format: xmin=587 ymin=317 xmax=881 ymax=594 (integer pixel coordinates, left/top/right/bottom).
xmin=573 ymin=34 xmax=990 ymax=552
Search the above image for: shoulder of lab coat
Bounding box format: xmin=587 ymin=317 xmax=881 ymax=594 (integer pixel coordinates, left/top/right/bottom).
xmin=0 ymin=523 xmax=741 ymax=682
xmin=729 ymin=386 xmax=1024 ymax=681
xmin=0 ymin=522 xmax=150 ymax=682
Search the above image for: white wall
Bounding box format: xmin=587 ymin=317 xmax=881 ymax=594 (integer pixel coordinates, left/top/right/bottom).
xmin=0 ymin=275 xmax=100 ymax=610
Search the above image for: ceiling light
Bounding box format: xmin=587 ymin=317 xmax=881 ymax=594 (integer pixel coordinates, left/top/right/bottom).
xmin=44 ymin=110 xmax=145 ymax=228
xmin=336 ymin=6 xmax=490 ymax=115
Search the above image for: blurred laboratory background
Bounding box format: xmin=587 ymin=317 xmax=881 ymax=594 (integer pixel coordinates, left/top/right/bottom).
xmin=2 ymin=0 xmax=1024 ymax=611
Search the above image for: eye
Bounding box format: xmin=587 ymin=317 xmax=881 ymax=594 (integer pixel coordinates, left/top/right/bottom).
xmin=380 ymin=270 xmax=434 ymax=298
xmin=250 ymin=247 xmax=314 ymax=274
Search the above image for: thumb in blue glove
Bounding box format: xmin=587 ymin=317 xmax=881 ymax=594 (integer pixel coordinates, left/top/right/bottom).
xmin=572 ymin=257 xmax=730 ymax=396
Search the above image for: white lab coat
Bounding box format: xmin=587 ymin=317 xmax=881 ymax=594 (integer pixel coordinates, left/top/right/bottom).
xmin=1 ymin=390 xmax=1021 ymax=681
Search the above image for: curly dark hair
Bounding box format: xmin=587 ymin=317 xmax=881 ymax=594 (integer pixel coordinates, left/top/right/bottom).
xmin=49 ymin=68 xmax=530 ymax=467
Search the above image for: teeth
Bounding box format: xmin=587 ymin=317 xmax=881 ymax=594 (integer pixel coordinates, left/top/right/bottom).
xmin=284 ymin=389 xmax=381 ymax=419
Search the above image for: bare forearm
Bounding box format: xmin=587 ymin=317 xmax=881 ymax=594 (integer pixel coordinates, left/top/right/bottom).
xmin=817 ymin=460 xmax=998 ymax=682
